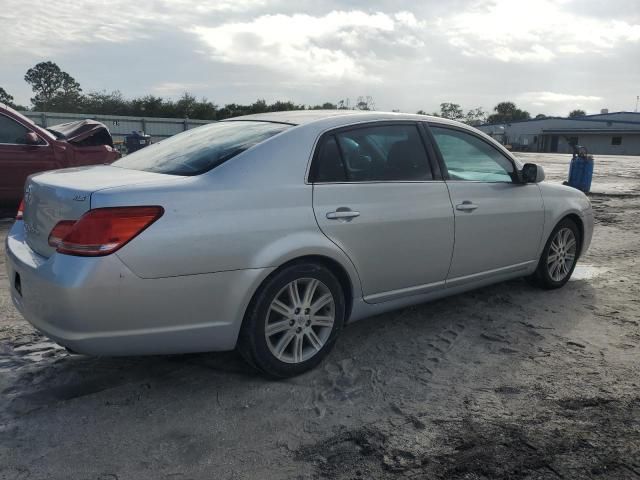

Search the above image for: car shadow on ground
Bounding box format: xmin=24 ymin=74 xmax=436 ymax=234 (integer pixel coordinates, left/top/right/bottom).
xmin=1 ymin=275 xmax=596 ymax=421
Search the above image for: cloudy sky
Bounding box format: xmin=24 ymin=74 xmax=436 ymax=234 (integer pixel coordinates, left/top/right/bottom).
xmin=1 ymin=0 xmax=639 ymax=116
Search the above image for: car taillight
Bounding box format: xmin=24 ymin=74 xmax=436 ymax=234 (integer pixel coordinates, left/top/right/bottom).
xmin=48 ymin=220 xmax=76 ymax=248
xmin=16 ymin=199 xmax=25 ymax=220
xmin=49 ymin=206 xmax=164 ymax=256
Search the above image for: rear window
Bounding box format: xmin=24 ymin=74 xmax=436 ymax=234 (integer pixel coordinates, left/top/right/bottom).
xmin=112 ymin=121 xmax=290 ymax=176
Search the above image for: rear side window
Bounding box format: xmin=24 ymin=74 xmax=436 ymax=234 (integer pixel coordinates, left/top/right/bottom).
xmin=112 ymin=121 xmax=290 ymax=176
xmin=311 ymin=124 xmax=432 ymax=182
xmin=0 ymin=114 xmax=31 ymax=145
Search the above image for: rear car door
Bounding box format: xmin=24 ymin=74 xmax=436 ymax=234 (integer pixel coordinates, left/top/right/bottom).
xmin=0 ymin=113 xmax=57 ymax=207
xmin=311 ymin=122 xmax=454 ymax=303
xmin=428 ymin=124 xmax=544 ymax=284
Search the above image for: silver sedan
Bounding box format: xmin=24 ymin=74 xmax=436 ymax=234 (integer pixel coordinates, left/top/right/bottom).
xmin=5 ymin=111 xmax=593 ymax=377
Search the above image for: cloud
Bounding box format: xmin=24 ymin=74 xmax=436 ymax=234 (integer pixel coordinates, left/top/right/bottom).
xmin=0 ymin=0 xmax=270 ymax=57
xmin=152 ymin=82 xmax=210 ymax=95
xmin=1 ymin=0 xmax=638 ymax=114
xmin=190 ymin=10 xmax=427 ymax=82
xmin=442 ymin=0 xmax=640 ymax=62
xmin=518 ymin=91 xmax=603 ymax=107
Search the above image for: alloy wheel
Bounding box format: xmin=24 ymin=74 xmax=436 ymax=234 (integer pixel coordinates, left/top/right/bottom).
xmin=265 ymin=278 xmax=335 ymax=364
xmin=547 ymin=227 xmax=577 ymax=282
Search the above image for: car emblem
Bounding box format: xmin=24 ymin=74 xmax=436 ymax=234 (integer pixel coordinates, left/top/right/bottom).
xmin=24 ymin=221 xmax=38 ymax=235
xmin=73 ymin=194 xmax=87 ymax=202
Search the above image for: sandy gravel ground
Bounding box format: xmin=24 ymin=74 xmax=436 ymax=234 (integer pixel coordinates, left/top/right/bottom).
xmin=1 ymin=153 xmax=639 ymax=479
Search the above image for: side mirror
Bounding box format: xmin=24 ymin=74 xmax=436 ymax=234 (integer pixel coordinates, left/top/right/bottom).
xmin=521 ymin=163 xmax=545 ymax=183
xmin=25 ymin=132 xmax=40 ymax=145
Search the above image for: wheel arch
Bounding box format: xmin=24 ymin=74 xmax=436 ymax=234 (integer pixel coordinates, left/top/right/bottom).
xmin=259 ymin=255 xmax=355 ymax=322
xmin=240 ymin=254 xmax=356 ymax=334
xmin=559 ymin=213 xmax=585 ymax=257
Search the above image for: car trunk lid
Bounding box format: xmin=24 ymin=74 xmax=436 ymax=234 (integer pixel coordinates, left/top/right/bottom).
xmin=22 ymin=165 xmax=179 ymax=258
xmin=47 ymin=119 xmax=114 ymax=147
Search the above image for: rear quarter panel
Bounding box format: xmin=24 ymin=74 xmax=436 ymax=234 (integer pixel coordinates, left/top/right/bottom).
xmin=93 ymin=128 xmax=363 ymax=297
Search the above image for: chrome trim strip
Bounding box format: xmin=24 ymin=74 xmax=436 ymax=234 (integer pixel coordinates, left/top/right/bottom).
xmin=445 ymin=260 xmax=536 ymax=287
xmin=364 ymin=280 xmax=445 ymax=304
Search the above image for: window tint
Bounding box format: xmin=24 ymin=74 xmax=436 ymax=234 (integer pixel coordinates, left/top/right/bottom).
xmin=112 ymin=121 xmax=290 ymax=176
xmin=0 ymin=115 xmax=31 ymax=144
xmin=312 ymin=124 xmax=432 ymax=182
xmin=314 ymin=136 xmax=346 ymax=182
xmin=431 ymin=127 xmax=515 ymax=182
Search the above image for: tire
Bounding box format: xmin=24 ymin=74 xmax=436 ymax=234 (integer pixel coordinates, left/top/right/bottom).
xmin=528 ymin=218 xmax=581 ymax=289
xmin=237 ymin=261 xmax=345 ymax=378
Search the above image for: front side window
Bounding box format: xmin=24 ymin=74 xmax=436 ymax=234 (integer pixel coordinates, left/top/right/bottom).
xmin=611 ymin=136 xmax=622 ymax=146
xmin=112 ymin=121 xmax=290 ymax=176
xmin=430 ymin=126 xmax=515 ymax=182
xmin=0 ymin=114 xmax=31 ymax=145
xmin=311 ymin=124 xmax=432 ymax=182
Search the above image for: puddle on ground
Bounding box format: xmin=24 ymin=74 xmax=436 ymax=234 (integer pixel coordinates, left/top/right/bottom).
xmin=571 ymin=265 xmax=605 ymax=281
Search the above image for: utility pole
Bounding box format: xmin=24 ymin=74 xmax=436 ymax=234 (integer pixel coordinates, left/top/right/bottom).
xmin=636 ymin=95 xmax=639 ymax=112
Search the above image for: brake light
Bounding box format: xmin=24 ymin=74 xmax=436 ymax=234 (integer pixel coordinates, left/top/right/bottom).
xmin=50 ymin=206 xmax=164 ymax=256
xmin=16 ymin=199 xmax=25 ymax=220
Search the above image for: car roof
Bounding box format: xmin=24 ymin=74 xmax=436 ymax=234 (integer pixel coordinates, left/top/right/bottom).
xmin=227 ymin=110 xmax=520 ymax=167
xmin=226 ymin=109 xmax=461 ymax=127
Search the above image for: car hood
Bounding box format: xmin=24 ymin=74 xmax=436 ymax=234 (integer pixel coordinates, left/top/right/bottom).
xmin=47 ymin=119 xmax=113 ymax=146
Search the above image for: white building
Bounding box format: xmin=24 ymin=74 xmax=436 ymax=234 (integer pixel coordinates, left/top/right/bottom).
xmin=477 ymin=111 xmax=640 ymax=155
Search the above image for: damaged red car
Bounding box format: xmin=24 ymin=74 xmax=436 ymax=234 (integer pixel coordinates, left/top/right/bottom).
xmin=0 ymin=103 xmax=119 ymax=210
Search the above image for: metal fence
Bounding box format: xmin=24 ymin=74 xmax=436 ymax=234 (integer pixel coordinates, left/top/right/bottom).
xmin=19 ymin=111 xmax=213 ymax=143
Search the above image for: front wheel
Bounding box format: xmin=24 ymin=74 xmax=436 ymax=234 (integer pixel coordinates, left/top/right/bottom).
xmin=528 ymin=218 xmax=581 ymax=289
xmin=237 ymin=262 xmax=345 ymax=378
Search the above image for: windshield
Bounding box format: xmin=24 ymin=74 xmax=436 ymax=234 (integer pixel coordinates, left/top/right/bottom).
xmin=112 ymin=120 xmax=291 ymax=176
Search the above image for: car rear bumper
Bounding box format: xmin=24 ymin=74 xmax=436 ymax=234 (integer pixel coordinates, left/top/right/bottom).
xmin=5 ymin=221 xmax=273 ymax=356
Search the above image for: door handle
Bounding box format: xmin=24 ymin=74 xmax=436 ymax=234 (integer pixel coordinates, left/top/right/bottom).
xmin=455 ymin=201 xmax=478 ymax=212
xmin=326 ymin=209 xmax=360 ymax=220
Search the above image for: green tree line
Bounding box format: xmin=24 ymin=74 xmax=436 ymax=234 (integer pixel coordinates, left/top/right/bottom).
xmin=0 ymin=62 xmax=364 ymax=120
xmin=2 ymin=61 xmax=585 ymax=124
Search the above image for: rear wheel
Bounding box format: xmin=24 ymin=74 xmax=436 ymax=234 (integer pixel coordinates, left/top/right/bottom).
xmin=528 ymin=218 xmax=581 ymax=289
xmin=238 ymin=262 xmax=345 ymax=378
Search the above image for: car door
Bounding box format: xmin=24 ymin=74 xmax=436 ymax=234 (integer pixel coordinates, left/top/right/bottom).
xmin=0 ymin=113 xmax=56 ymax=206
xmin=428 ymin=124 xmax=544 ymax=284
xmin=311 ymin=122 xmax=455 ymax=303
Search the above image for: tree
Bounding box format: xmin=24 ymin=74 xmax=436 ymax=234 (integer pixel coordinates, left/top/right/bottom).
xmin=486 ymin=101 xmax=531 ymax=124
xmin=355 ymin=96 xmax=375 ymax=111
xmin=0 ymin=86 xmax=29 ymax=110
xmin=464 ymin=107 xmax=487 ymax=126
xmin=82 ymin=90 xmax=128 ymax=115
xmin=174 ymin=92 xmax=198 ymax=118
xmin=416 ymin=110 xmax=427 ymax=115
xmin=310 ymin=102 xmax=337 ymax=110
xmin=24 ymin=61 xmax=82 ymax=111
xmin=0 ymin=87 xmax=14 ymax=106
xmin=439 ymin=102 xmax=464 ymax=121
xmin=535 ymin=114 xmax=547 ymax=119
xmin=129 ymin=95 xmax=167 ymax=117
xmin=568 ymin=109 xmax=586 ymax=118
xmin=189 ymin=97 xmax=218 ymax=120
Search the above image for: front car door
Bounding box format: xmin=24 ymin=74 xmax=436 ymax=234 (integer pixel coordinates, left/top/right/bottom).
xmin=0 ymin=113 xmax=56 ymax=207
xmin=311 ymin=122 xmax=455 ymax=303
xmin=427 ymin=124 xmax=544 ymax=285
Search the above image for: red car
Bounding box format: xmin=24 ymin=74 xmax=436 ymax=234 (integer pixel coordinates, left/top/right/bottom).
xmin=0 ymin=104 xmax=119 ymax=210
